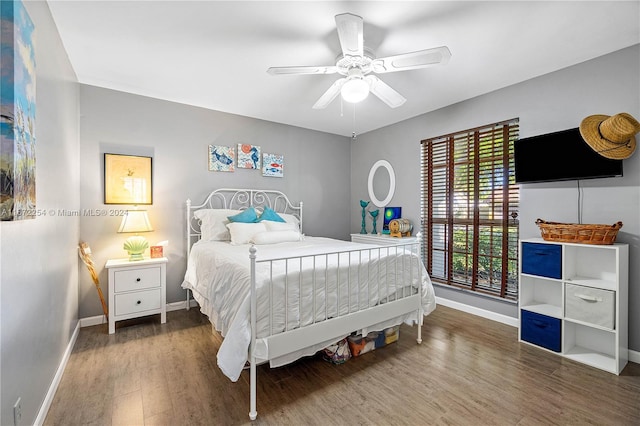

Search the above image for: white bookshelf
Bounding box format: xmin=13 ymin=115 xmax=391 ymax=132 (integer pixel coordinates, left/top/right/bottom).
xmin=518 ymin=238 xmax=628 ymax=375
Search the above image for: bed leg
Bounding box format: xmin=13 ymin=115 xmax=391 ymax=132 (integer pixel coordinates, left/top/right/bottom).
xmin=249 ymin=359 xmax=257 ymax=420
xmin=186 ymin=289 xmax=190 ymax=311
xmin=416 ymin=309 xmax=423 ymax=344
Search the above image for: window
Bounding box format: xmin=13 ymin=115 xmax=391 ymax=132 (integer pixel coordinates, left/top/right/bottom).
xmin=420 ymin=119 xmax=519 ymax=299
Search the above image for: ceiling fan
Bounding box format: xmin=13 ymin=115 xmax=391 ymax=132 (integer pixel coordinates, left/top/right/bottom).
xmin=267 ymin=13 xmax=451 ymax=109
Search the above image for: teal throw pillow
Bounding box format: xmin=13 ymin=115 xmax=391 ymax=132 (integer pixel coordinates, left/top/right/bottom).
xmin=227 ymin=207 xmax=258 ymax=223
xmin=257 ymin=206 xmax=285 ymax=223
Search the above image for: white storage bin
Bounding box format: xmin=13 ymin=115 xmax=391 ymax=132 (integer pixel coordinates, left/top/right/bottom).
xmin=565 ymin=283 xmax=615 ymax=330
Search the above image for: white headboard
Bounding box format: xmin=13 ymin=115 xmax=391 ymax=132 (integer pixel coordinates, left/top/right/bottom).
xmin=186 ymin=188 xmax=303 ymax=253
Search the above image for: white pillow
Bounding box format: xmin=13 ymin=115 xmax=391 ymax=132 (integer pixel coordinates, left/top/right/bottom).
xmin=280 ymin=213 xmax=301 ymax=232
xmin=262 ymin=220 xmax=297 ymax=232
xmin=227 ymin=222 xmax=268 ymax=245
xmin=195 ymin=209 xmax=241 ymax=241
xmin=251 ymin=230 xmax=301 ymax=245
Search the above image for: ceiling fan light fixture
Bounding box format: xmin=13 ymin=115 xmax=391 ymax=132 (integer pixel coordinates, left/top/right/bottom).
xmin=341 ymin=77 xmax=370 ymax=103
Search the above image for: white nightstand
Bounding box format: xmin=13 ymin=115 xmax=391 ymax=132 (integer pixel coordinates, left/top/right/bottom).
xmin=350 ymin=233 xmax=418 ymax=246
xmin=105 ymin=257 xmax=167 ymax=334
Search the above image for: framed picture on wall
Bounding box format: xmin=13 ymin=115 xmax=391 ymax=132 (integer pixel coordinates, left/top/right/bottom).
xmin=104 ymin=153 xmax=153 ymax=204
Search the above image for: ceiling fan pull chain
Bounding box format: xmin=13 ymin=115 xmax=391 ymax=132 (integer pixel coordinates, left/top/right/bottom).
xmin=352 ymin=103 xmax=357 ymax=138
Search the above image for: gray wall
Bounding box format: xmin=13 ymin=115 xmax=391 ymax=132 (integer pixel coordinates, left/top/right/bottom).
xmin=0 ymin=2 xmax=80 ymax=425
xmin=351 ymin=45 xmax=640 ymax=350
xmin=78 ymin=86 xmax=351 ymax=318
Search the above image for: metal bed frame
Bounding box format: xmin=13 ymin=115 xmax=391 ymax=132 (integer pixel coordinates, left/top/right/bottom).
xmin=185 ymin=188 xmax=424 ymax=420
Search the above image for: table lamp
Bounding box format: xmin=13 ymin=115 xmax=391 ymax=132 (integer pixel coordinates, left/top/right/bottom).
xmin=118 ymin=210 xmax=153 ymax=261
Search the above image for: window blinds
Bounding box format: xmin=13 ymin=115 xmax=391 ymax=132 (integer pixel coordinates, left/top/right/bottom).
xmin=421 ymin=119 xmax=520 ymax=299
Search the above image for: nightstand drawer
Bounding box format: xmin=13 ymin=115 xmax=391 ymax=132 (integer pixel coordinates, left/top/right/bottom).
xmin=114 ymin=266 xmax=161 ymax=292
xmin=114 ymin=288 xmax=162 ymax=316
xmin=565 ymin=284 xmax=615 ymax=329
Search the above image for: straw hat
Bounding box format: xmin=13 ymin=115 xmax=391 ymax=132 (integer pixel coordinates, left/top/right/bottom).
xmin=579 ymin=112 xmax=640 ymax=160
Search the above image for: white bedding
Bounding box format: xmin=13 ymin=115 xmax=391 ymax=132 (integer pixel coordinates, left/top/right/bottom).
xmin=182 ymin=236 xmax=436 ymax=381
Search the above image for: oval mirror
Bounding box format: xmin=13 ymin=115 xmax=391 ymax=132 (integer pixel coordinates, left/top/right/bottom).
xmin=367 ymin=160 xmax=395 ymax=207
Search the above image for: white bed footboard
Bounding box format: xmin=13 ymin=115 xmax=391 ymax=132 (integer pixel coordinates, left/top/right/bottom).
xmin=248 ymin=238 xmax=426 ymax=420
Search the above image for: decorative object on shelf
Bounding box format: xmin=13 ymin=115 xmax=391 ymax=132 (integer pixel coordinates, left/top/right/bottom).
xmin=580 ymin=112 xmax=640 ymax=160
xmin=78 ymin=242 xmax=108 ymax=319
xmin=237 ymin=143 xmax=261 ymax=169
xmin=118 ymin=210 xmax=154 ymax=260
xmin=359 ymin=200 xmax=369 ymax=234
xmin=208 ymin=145 xmax=235 ymax=172
xmin=369 ymin=209 xmax=379 ymax=234
xmin=262 ymin=153 xmax=283 ymax=177
xmin=150 ymin=245 xmax=163 ymax=258
xmin=104 ymin=153 xmax=153 ymax=204
xmin=1 ymin=0 xmax=36 ymax=221
xmin=389 ymin=218 xmax=413 ymax=238
xmin=535 ymin=218 xmax=622 ymax=245
xmin=383 ymin=206 xmax=401 ymax=234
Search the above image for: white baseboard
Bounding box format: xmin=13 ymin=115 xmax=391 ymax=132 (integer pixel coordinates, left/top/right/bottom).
xmin=166 ymin=299 xmax=199 ymax=312
xmin=436 ymin=297 xmax=640 ymax=366
xmin=79 ymin=300 xmax=199 ymax=328
xmin=435 ymin=296 xmax=520 ymax=327
xmin=34 ymin=320 xmax=80 ymax=426
xmin=79 ymin=314 xmax=107 ymax=328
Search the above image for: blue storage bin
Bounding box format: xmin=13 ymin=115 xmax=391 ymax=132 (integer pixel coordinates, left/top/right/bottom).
xmin=521 ymin=310 xmax=561 ymax=352
xmin=522 ymin=242 xmax=562 ymax=279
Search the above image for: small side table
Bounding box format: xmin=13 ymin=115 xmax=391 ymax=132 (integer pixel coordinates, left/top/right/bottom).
xmin=105 ymin=257 xmax=167 ymax=334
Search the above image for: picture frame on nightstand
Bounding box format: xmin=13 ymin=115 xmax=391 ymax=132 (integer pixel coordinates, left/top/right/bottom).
xmin=382 ymin=206 xmax=401 ymax=234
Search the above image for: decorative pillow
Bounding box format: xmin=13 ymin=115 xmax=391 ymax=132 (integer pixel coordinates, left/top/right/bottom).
xmin=280 ymin=213 xmax=301 ymax=232
xmin=194 ymin=209 xmax=241 ymax=241
xmin=227 ymin=222 xmax=267 ymax=245
xmin=262 ymin=220 xmax=297 ymax=232
xmin=251 ymin=230 xmax=302 ymax=245
xmin=227 ymin=207 xmax=258 ymax=223
xmin=257 ymin=206 xmax=285 ymax=223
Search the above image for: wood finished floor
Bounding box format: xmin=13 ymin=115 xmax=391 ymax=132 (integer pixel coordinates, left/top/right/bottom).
xmin=45 ymin=305 xmax=640 ymax=426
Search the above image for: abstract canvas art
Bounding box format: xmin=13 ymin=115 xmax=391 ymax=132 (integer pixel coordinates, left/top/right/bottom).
xmin=237 ymin=144 xmax=261 ymax=169
xmin=262 ymin=153 xmax=283 ymax=178
xmin=208 ymin=145 xmax=235 ymax=172
xmin=0 ymin=0 xmax=36 ymax=221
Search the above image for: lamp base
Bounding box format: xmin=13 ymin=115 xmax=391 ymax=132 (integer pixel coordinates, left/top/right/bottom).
xmin=123 ymin=235 xmax=149 ymax=261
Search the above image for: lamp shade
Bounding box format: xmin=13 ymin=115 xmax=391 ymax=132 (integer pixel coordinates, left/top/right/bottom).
xmin=118 ymin=210 xmax=153 ymax=233
xmin=341 ymin=78 xmax=370 ymax=103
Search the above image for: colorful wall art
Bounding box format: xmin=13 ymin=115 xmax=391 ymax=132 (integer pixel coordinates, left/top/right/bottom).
xmin=262 ymin=153 xmax=283 ymax=178
xmin=237 ymin=143 xmax=261 ymax=169
xmin=0 ymin=0 xmax=36 ymax=221
xmin=209 ymin=145 xmax=235 ymax=172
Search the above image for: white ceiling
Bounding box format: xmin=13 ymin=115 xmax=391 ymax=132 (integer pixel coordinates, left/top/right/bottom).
xmin=47 ymin=1 xmax=640 ymax=137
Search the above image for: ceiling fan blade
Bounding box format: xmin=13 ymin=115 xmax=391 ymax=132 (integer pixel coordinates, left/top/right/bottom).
xmin=365 ymin=76 xmax=406 ymax=108
xmin=267 ymin=65 xmax=338 ymax=75
xmin=371 ymin=46 xmax=451 ymax=73
xmin=335 ymin=13 xmax=363 ymax=58
xmin=312 ymin=78 xmax=346 ymax=109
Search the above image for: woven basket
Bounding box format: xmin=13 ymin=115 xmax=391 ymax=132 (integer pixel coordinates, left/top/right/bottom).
xmin=535 ymin=219 xmax=623 ymax=245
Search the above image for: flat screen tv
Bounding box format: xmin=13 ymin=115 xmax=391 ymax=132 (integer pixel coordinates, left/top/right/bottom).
xmin=514 ymin=128 xmax=623 ymax=183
